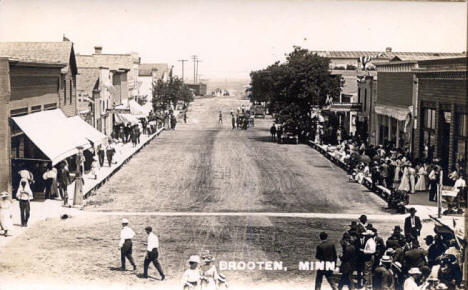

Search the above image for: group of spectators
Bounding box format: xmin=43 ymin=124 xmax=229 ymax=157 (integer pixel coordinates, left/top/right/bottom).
xmin=324 ymin=138 xmax=466 ymax=213
xmin=316 ymin=213 xmax=463 ymax=290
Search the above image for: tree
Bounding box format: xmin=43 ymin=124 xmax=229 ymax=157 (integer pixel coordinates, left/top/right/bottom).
xmin=152 ymin=75 xmax=193 ymax=113
xmin=250 ymin=46 xmax=342 ymax=124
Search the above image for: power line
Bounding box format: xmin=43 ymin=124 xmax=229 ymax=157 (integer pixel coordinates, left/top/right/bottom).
xmin=177 ymin=59 xmax=188 ymax=81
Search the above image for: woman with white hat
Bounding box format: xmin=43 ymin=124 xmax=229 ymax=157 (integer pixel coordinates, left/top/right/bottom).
xmin=182 ymin=255 xmax=202 ymax=289
xmin=200 ymin=250 xmax=222 ymax=290
xmin=0 ymin=191 xmax=13 ymax=236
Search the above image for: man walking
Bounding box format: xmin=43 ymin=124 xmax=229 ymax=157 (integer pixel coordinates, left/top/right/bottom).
xmin=143 ymin=226 xmax=165 ymax=280
xmin=315 ymin=231 xmax=337 ymax=290
xmin=218 ymin=111 xmax=223 ymax=124
xmin=16 ymin=179 xmax=33 ymax=227
xmin=119 ymin=218 xmax=136 ymax=271
xmin=270 ymin=124 xmax=277 ymax=142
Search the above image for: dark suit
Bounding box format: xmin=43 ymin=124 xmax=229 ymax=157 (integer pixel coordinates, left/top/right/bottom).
xmin=404 ymin=216 xmax=422 ymax=240
xmin=338 ymin=243 xmax=356 ymax=290
xmin=315 ymin=240 xmax=337 ymax=290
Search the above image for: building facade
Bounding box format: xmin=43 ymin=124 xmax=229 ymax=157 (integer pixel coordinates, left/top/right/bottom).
xmin=414 ymin=57 xmax=467 ymax=176
xmin=0 ymin=41 xmax=79 ymax=118
xmin=0 ymin=57 xmax=65 ymax=193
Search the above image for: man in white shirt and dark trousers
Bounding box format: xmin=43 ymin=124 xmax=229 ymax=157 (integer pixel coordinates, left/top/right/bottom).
xmin=143 ymin=226 xmax=165 ymax=280
xmin=119 ymin=218 xmax=136 ymax=271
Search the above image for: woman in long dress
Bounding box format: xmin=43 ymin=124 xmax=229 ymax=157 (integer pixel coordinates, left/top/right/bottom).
xmin=73 ymin=169 xmax=84 ymax=206
xmin=408 ymin=163 xmax=416 ymax=194
xmin=0 ymin=192 xmax=13 ymax=236
xmin=394 ymin=159 xmax=402 ymax=183
xmin=415 ymin=164 xmax=427 ymax=191
xmin=398 ymin=164 xmax=411 ymax=192
xmin=201 ymin=251 xmax=221 ymax=290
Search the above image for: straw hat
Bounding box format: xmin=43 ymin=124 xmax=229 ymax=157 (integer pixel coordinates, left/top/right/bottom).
xmin=188 ymin=255 xmax=201 ymax=264
xmin=408 ymin=267 xmax=422 ymax=275
xmin=121 ymin=218 xmax=129 ymax=224
xmin=0 ymin=191 xmax=9 ymax=198
xmin=380 ymin=255 xmax=392 ymax=264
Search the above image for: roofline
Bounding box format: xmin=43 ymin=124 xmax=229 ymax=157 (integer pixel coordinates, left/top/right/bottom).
xmin=374 ymin=60 xmax=418 ymax=66
xmin=8 ymin=59 xmax=66 ymax=68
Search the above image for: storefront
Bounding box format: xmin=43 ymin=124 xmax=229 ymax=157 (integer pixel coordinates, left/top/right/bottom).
xmin=414 ymin=57 xmax=467 ymax=177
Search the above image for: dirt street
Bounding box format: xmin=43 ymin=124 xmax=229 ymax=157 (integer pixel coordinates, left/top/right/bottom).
xmin=0 ymin=95 xmax=395 ymax=290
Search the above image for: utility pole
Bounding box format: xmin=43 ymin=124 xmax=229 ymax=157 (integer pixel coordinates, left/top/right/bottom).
xmin=196 ymin=59 xmax=202 ymax=84
xmin=191 ymin=55 xmax=198 ymax=84
xmin=178 ymin=59 xmax=188 ymax=81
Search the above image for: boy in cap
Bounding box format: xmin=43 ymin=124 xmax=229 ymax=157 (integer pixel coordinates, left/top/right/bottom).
xmin=119 ymin=218 xmax=136 ymax=271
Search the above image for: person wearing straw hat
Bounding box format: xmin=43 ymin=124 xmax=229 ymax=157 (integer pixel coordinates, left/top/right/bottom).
xmin=373 ymin=256 xmax=394 ymax=290
xmin=200 ymin=250 xmax=220 ymax=290
xmin=0 ymin=192 xmax=13 ymax=236
xmin=16 ymin=178 xmax=33 ymax=227
xmin=182 ymin=255 xmax=202 ymax=289
xmin=404 ymin=267 xmax=422 ymax=290
xmin=119 ymin=218 xmax=136 ymax=271
xmin=143 ymin=226 xmax=165 ymax=280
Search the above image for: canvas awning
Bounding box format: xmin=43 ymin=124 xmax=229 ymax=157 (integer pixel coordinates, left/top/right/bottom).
xmin=68 ymin=116 xmax=108 ymax=146
xmin=115 ymin=113 xmax=140 ymax=125
xmin=375 ymin=104 xmax=410 ymax=121
xmin=12 ymin=109 xmax=91 ymax=165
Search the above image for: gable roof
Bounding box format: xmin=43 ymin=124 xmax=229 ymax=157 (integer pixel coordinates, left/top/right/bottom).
xmin=0 ymin=41 xmax=77 ymax=75
xmin=76 ymin=53 xmax=133 ymax=71
xmin=138 ymin=63 xmax=169 ymax=78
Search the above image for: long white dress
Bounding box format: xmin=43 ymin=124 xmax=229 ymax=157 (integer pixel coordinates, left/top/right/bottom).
xmin=0 ymin=199 xmax=13 ymax=231
xmin=201 ymin=264 xmax=220 ymax=290
xmin=408 ymin=167 xmax=416 ymax=194
xmin=398 ymin=167 xmax=410 ymax=192
xmin=415 ymin=166 xmax=427 ymax=191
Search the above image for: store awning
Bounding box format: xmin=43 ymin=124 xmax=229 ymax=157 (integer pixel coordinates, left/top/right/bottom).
xmin=12 ymin=109 xmax=91 ymax=165
xmin=329 ymin=102 xmax=362 ymax=112
xmin=115 ymin=113 xmax=140 ymax=125
xmin=68 ymin=116 xmax=108 ymax=146
xmin=375 ymin=104 xmax=410 ymax=121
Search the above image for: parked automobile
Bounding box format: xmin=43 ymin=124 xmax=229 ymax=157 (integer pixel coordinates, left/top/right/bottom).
xmin=281 ymin=126 xmax=299 ymax=144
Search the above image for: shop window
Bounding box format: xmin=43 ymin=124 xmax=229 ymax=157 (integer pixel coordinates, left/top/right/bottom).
xmin=458 ymin=114 xmax=467 ymax=137
xmin=424 ymin=108 xmax=436 ymax=130
xmin=44 ymin=103 xmax=57 ymax=110
xmin=10 ymin=107 xmax=28 ymax=117
xmin=31 ymin=105 xmax=41 ymax=113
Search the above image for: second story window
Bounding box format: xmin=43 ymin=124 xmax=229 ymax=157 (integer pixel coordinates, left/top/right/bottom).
xmin=69 ymin=80 xmax=73 ymax=104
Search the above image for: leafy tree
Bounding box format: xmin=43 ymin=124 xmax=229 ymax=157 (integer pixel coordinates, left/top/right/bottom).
xmin=250 ymin=46 xmax=342 ymax=125
xmin=152 ymin=76 xmax=193 ymax=113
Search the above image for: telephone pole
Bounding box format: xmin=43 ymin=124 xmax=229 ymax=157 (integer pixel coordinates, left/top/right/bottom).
xmin=191 ymin=55 xmax=198 ymax=84
xmin=178 ymin=59 xmax=188 ymax=81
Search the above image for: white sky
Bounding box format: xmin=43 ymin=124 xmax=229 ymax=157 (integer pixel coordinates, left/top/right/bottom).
xmin=0 ymin=0 xmax=466 ymax=81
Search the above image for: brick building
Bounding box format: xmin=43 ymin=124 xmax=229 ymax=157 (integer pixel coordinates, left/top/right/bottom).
xmin=357 ymin=73 xmax=377 ymax=144
xmin=413 ymin=57 xmax=467 ymax=176
xmin=0 ymin=40 xmax=79 ymax=117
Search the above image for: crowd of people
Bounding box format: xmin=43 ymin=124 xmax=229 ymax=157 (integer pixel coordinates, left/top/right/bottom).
xmin=316 ymin=212 xmax=463 ymax=290
xmin=229 ymin=105 xmax=254 ymax=130
xmin=320 ymin=137 xmax=466 ymax=213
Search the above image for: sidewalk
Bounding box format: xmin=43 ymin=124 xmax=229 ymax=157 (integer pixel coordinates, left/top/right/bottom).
xmin=0 ymin=127 xmax=164 ymax=250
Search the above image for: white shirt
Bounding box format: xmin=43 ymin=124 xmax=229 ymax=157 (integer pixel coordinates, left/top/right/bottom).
xmin=454 ymin=178 xmax=466 ymax=190
xmin=403 ymin=276 xmax=419 ymax=290
xmin=18 ymin=170 xmax=33 ymax=181
xmin=147 ymin=232 xmax=159 ymax=251
xmin=364 ymin=237 xmax=376 ymax=254
xmin=16 ymin=179 xmax=34 ymax=201
xmin=182 ymin=268 xmax=201 ymax=284
xmin=119 ymin=226 xmax=135 ymax=247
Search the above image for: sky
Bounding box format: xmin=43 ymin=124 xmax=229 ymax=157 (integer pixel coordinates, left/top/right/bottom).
xmin=0 ymin=0 xmax=466 ymax=82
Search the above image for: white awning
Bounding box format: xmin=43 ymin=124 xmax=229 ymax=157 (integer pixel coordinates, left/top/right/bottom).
xmin=129 ymin=100 xmax=150 ymax=116
xmin=12 ymin=109 xmax=91 ymax=165
xmin=68 ymin=116 xmax=108 ymax=146
xmin=375 ymin=104 xmax=410 ymax=121
xmin=115 ymin=113 xmax=140 ymax=125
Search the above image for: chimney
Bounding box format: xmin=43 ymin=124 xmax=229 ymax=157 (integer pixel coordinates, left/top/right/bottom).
xmin=94 ymin=46 xmax=103 ymax=54
xmin=386 ymin=47 xmax=392 ymax=53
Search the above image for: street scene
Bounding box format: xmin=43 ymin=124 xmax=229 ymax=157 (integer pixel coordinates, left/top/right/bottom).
xmin=0 ymin=0 xmax=467 ymax=289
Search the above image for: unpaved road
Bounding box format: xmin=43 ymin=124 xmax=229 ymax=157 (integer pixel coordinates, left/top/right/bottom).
xmin=85 ymin=95 xmax=386 ymax=213
xmin=0 ymin=95 xmax=392 ymax=290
